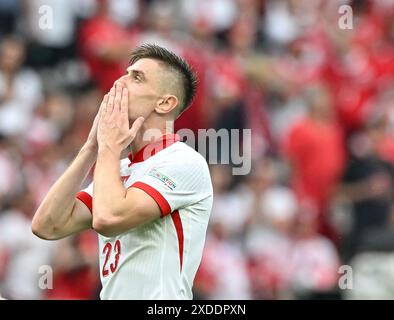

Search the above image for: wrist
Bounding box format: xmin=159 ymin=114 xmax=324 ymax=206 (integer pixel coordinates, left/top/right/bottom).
xmin=81 ymin=142 xmax=98 ymax=155
xmin=78 ymin=144 xmax=98 ymax=165
xmin=98 ymin=144 xmax=122 ymax=158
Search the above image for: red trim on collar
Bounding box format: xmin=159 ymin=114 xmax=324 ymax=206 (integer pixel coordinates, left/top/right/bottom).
xmin=128 ymin=133 xmax=180 ymax=165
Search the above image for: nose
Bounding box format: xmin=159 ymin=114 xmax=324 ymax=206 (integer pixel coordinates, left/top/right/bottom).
xmin=114 ymin=76 xmax=127 ymax=87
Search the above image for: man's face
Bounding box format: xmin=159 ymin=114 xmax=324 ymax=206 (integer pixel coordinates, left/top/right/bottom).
xmin=114 ymin=58 xmax=163 ymax=121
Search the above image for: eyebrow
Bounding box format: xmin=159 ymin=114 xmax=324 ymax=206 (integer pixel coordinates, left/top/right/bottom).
xmin=126 ymin=67 xmax=146 ymax=80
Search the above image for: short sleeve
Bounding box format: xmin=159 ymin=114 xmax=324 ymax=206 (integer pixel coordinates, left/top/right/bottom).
xmin=76 ymin=182 xmax=93 ymax=213
xmin=75 ymin=158 xmax=130 ymax=214
xmin=130 ymin=156 xmax=212 ymax=217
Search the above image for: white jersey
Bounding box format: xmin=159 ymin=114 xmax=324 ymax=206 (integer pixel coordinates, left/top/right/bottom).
xmin=76 ymin=134 xmax=213 ymax=300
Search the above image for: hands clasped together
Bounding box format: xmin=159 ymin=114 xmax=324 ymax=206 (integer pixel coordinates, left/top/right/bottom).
xmin=86 ymin=83 xmax=145 ymax=155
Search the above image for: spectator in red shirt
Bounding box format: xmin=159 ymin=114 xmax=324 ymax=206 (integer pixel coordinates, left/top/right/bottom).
xmin=78 ymin=0 xmax=138 ymax=93
xmin=283 ymin=84 xmax=346 ymax=238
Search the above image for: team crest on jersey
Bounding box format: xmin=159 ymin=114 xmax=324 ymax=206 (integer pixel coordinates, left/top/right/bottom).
xmin=148 ymin=169 xmax=177 ymax=190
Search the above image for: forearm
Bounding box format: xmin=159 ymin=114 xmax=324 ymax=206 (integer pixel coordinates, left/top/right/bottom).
xmin=32 ymin=145 xmax=97 ymax=235
xmin=92 ymin=83 xmax=146 ymax=235
xmin=93 ymin=147 xmax=126 ymax=220
xmin=93 ymin=147 xmax=161 ymax=237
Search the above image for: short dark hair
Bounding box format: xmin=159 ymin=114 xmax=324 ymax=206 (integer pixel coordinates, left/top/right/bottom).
xmin=129 ymin=44 xmax=198 ymax=115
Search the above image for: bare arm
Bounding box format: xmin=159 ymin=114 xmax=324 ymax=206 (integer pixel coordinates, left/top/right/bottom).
xmin=93 ymin=83 xmax=161 ymax=237
xmin=93 ymin=147 xmax=161 ymax=237
xmin=32 ymin=94 xmax=109 ymax=240
xmin=31 ymin=145 xmax=96 ymax=240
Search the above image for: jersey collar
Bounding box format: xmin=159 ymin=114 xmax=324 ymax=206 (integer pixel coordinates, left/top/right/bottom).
xmin=128 ymin=133 xmax=181 ymax=165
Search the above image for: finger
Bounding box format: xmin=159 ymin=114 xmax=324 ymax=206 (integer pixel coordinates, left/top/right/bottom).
xmin=128 ymin=117 xmax=145 ymax=139
xmin=97 ymin=94 xmax=109 ymax=126
xmin=106 ymin=87 xmax=116 ymax=117
xmin=113 ymin=83 xmax=123 ymax=115
xmin=121 ymin=87 xmax=128 ymax=114
xmin=99 ymin=94 xmax=109 ymax=116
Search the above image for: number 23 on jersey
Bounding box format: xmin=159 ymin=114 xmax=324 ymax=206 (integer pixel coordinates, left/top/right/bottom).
xmin=102 ymin=240 xmax=121 ymax=277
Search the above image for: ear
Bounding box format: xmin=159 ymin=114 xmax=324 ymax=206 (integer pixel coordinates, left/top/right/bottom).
xmin=155 ymin=95 xmax=179 ymax=115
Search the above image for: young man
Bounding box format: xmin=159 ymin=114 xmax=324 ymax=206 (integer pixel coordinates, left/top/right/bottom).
xmin=32 ymin=44 xmax=213 ymax=299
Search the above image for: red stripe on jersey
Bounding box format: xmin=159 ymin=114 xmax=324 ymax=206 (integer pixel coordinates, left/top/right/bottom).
xmin=130 ymin=181 xmax=171 ymax=216
xmin=128 ymin=133 xmax=181 ymax=165
xmin=76 ymin=191 xmax=93 ymax=214
xmin=171 ymin=210 xmax=184 ymax=272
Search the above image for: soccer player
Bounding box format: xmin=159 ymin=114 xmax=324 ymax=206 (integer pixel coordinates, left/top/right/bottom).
xmin=32 ymin=44 xmax=213 ymax=300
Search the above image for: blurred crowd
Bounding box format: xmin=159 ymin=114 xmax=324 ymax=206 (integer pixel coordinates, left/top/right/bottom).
xmin=0 ymin=0 xmax=394 ymax=300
